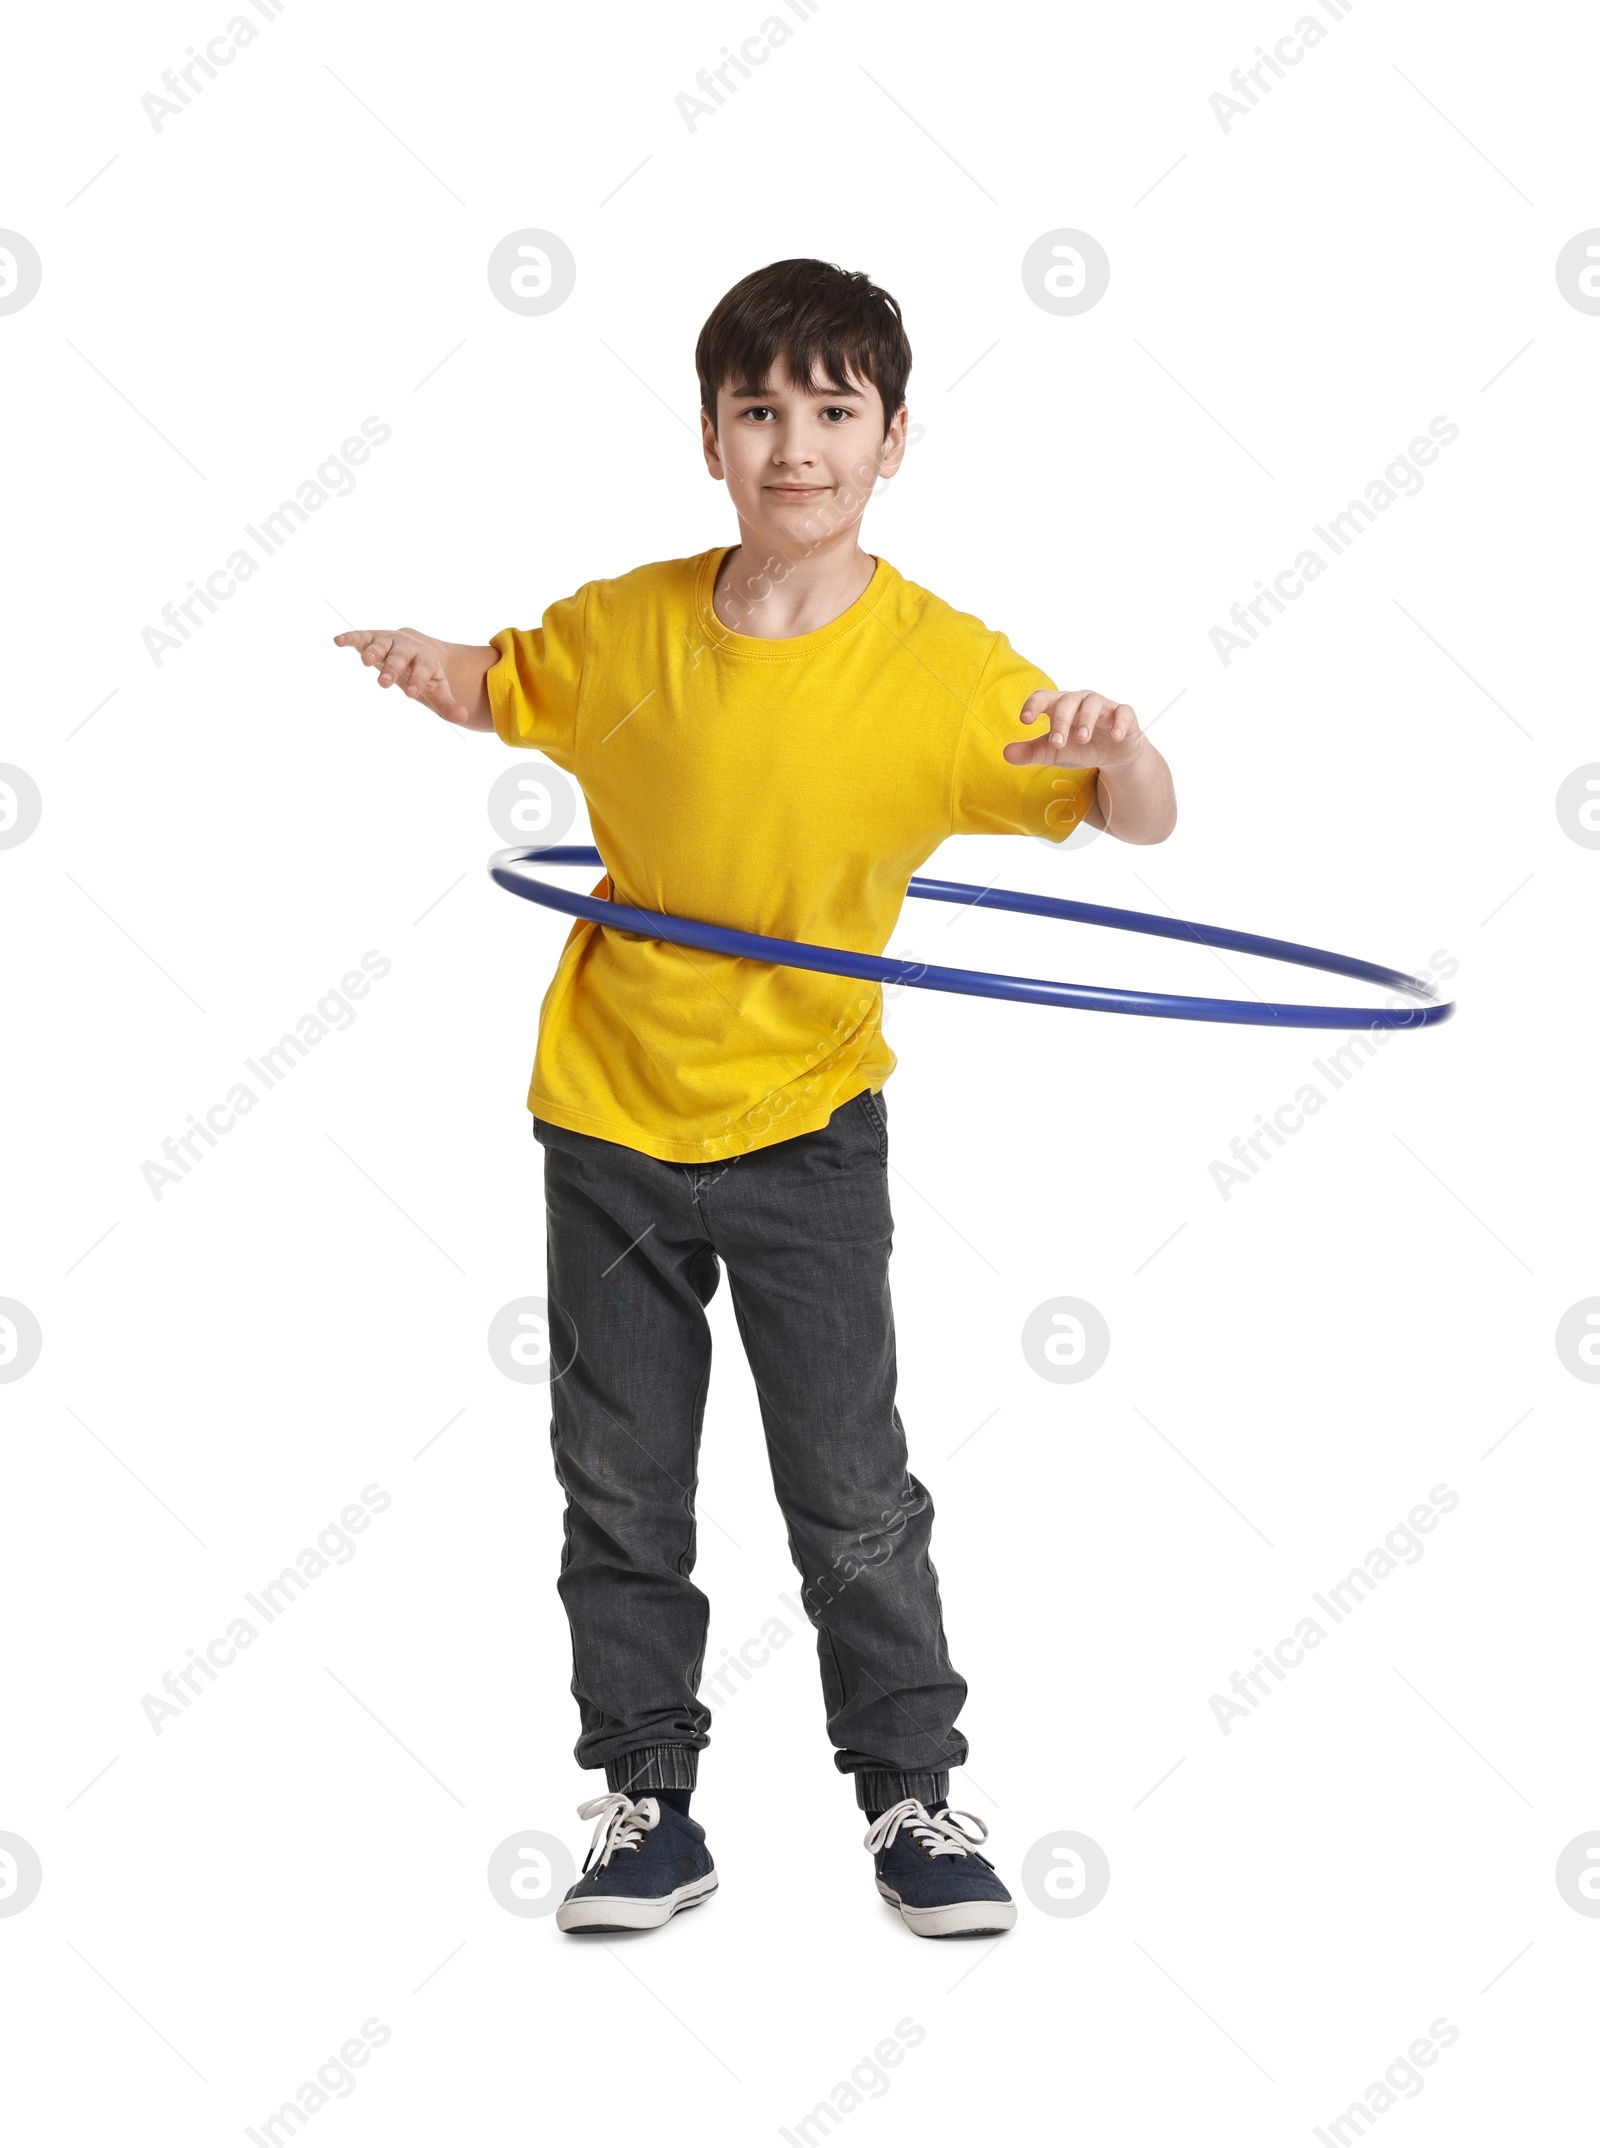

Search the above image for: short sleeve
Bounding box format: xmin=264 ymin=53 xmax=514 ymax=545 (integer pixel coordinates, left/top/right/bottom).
xmin=486 ymin=583 xmax=589 ymax=771
xmin=951 ymin=631 xmax=1098 ymax=844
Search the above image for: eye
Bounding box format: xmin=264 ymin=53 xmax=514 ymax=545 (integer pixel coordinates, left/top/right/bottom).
xmin=739 ymin=404 xmax=775 ymax=422
xmin=822 ymin=406 xmax=855 ymax=422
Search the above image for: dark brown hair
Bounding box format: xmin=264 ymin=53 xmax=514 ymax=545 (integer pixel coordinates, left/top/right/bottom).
xmin=695 ymin=259 xmax=911 ymax=438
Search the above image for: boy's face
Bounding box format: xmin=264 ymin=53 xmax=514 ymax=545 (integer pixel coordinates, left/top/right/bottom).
xmin=701 ymin=352 xmax=906 ymax=553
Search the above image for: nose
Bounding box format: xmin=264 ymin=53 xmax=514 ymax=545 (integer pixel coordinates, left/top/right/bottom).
xmin=771 ymin=426 xmax=819 ymax=469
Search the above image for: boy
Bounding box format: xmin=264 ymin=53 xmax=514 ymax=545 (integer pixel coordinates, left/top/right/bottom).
xmin=335 ymin=258 xmax=1176 ymax=1939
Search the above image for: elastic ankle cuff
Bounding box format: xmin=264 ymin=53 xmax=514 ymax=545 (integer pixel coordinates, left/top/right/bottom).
xmin=854 ymin=1769 xmax=949 ymax=1814
xmin=607 ymin=1745 xmax=699 ymax=1794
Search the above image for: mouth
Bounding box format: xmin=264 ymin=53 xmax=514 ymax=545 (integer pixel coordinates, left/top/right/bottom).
xmin=765 ymin=483 xmax=829 ymax=498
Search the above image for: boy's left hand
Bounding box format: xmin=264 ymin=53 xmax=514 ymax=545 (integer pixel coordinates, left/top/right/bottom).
xmin=1004 ymin=689 xmax=1145 ymax=768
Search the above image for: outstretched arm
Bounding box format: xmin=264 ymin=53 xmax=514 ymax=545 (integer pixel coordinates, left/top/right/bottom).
xmin=333 ymin=628 xmax=500 ymax=731
xmin=1003 ymin=689 xmax=1176 ymax=844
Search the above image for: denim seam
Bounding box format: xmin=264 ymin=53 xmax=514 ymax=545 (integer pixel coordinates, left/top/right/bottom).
xmin=676 ymin=1333 xmax=714 ymax=1581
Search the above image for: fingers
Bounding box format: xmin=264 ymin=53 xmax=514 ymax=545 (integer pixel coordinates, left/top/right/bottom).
xmin=409 ymin=664 xmax=453 ymax=711
xmin=401 ymin=655 xmax=467 ymax=721
xmin=1064 ymin=692 xmax=1109 ymax=746
xmin=1016 ymin=690 xmax=1081 ymax=749
xmin=337 ymin=629 xmax=396 ymax=682
xmin=333 ymin=630 xmax=397 ymax=673
xmin=1009 ymin=689 xmax=1139 ymax=766
xmin=1077 ymin=698 xmax=1138 ymax=749
xmin=335 ymin=629 xmax=406 ymax=686
xmin=348 ymin=631 xmax=417 ymax=690
xmin=335 ymin=628 xmax=472 ymax=723
xmin=1040 ymin=691 xmax=1139 ymax=751
xmin=384 ymin=642 xmax=430 ymax=693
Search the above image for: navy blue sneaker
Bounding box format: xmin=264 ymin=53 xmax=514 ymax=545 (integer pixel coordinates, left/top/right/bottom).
xmin=865 ymin=1799 xmax=1017 ymax=1938
xmin=556 ymin=1793 xmax=718 ymax=1933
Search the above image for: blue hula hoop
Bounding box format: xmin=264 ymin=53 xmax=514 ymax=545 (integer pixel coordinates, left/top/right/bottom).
xmin=488 ymin=845 xmax=1455 ymax=1030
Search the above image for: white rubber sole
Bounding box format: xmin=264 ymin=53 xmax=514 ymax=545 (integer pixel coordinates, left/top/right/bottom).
xmin=556 ymin=1869 xmax=718 ymax=1933
xmin=876 ymin=1878 xmax=1018 ymax=1938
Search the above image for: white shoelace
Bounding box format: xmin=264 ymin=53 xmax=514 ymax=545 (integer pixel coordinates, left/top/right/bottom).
xmin=863 ymin=1797 xmax=989 ymax=1857
xmin=577 ymin=1792 xmax=662 ymax=1871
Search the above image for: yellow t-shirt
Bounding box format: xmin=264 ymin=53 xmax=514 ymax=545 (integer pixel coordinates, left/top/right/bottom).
xmin=488 ymin=546 xmax=1096 ymax=1163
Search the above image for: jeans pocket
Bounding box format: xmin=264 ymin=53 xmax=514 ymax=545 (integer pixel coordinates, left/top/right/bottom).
xmin=857 ymin=1087 xmax=889 ymax=1166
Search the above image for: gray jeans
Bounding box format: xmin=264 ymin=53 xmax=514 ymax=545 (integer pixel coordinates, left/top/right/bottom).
xmin=533 ymin=1086 xmax=968 ymax=1812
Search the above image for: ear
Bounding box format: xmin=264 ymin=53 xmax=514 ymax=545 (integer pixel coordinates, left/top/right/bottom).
xmin=700 ymin=406 xmax=726 ymax=481
xmin=875 ymin=403 xmax=910 ymax=482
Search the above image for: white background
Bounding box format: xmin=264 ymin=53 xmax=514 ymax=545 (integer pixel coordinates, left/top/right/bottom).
xmin=3 ymin=0 xmax=1597 ymax=2140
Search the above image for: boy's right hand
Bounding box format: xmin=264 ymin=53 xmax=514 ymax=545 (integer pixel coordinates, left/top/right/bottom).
xmin=332 ymin=628 xmax=495 ymax=729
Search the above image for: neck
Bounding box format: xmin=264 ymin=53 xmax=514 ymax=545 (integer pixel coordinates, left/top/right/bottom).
xmin=714 ymin=523 xmax=877 ymax=638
